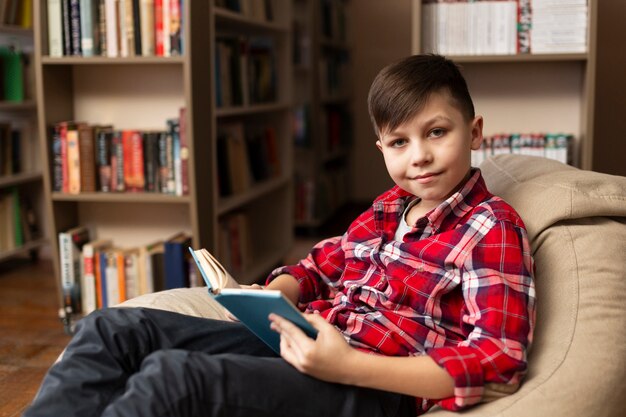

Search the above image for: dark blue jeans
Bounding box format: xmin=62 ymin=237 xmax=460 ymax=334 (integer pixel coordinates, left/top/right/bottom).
xmin=23 ymin=307 xmax=415 ymax=417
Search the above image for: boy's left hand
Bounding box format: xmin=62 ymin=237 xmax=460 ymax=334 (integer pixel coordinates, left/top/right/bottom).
xmin=269 ymin=312 xmax=356 ymax=384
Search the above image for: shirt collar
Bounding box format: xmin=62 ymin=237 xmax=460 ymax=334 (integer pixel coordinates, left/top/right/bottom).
xmin=374 ymin=169 xmax=491 ymax=234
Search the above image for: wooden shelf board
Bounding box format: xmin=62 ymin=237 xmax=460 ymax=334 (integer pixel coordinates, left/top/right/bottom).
xmin=218 ymin=176 xmax=289 ymax=215
xmin=51 ymin=192 xmax=191 ymax=204
xmin=216 ymin=102 xmax=291 ymax=117
xmin=214 ymin=7 xmax=289 ymax=32
xmin=0 ymin=25 xmax=33 ymax=36
xmin=0 ymin=100 xmax=37 ymax=111
xmin=0 ymin=172 xmax=43 ymax=188
xmin=0 ymin=238 xmax=48 ymax=262
xmin=41 ymin=56 xmax=185 ymax=65
xmin=448 ymin=53 xmax=588 ymax=63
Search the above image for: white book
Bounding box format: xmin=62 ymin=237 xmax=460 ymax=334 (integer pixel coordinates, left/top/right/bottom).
xmin=48 ymin=0 xmax=64 ymax=57
xmin=118 ymin=0 xmax=128 ymax=57
xmin=140 ymin=0 xmax=155 ymax=56
xmin=105 ymin=0 xmax=118 ymax=57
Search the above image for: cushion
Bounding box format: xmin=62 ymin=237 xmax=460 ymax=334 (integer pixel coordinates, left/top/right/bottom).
xmin=428 ymin=155 xmax=626 ymax=416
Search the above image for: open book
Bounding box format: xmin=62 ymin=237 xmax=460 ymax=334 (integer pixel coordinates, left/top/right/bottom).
xmin=188 ymin=247 xmax=317 ymax=353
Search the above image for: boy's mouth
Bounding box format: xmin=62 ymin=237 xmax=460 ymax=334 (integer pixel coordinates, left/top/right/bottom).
xmin=410 ymin=172 xmax=440 ymax=184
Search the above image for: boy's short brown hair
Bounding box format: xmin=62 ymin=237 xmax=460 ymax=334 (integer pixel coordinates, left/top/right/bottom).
xmin=368 ymin=54 xmax=475 ymax=136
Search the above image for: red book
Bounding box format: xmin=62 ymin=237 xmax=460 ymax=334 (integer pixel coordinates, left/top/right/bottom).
xmin=122 ymin=130 xmax=145 ymax=192
xmin=154 ymin=0 xmax=164 ymax=56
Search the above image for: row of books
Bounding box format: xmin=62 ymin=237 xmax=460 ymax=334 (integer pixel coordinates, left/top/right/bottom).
xmin=471 ymin=132 xmax=573 ymax=167
xmin=0 ymin=187 xmax=40 ymax=252
xmin=215 ymin=0 xmax=276 ymax=23
xmin=216 ymin=122 xmax=281 ymax=197
xmin=0 ymin=122 xmax=20 ymax=175
xmin=215 ymin=35 xmax=277 ymax=108
xmin=59 ymin=227 xmax=201 ymax=316
xmin=319 ymin=49 xmax=350 ymax=99
xmin=292 ymin=105 xmax=351 ymax=154
xmin=217 ymin=211 xmax=251 ymax=275
xmin=294 ymin=166 xmax=348 ymax=224
xmin=46 ymin=0 xmax=184 ymax=58
xmin=421 ymin=0 xmax=587 ymax=56
xmin=0 ymin=0 xmax=31 ymax=28
xmin=0 ymin=46 xmax=29 ymax=102
xmin=320 ymin=0 xmax=347 ymax=42
xmin=51 ymin=109 xmax=189 ymax=195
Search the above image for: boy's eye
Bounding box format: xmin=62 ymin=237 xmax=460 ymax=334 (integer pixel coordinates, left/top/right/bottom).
xmin=429 ymin=128 xmax=445 ymax=138
xmin=390 ymin=139 xmax=408 ymax=148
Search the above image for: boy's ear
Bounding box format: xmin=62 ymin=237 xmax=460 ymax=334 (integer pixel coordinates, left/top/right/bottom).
xmin=376 ymin=140 xmax=383 ymax=152
xmin=470 ymin=115 xmax=484 ymax=150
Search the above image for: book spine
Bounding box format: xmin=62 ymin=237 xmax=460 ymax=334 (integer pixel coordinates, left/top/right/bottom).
xmin=179 ymin=107 xmax=188 ymax=195
xmin=167 ymin=119 xmax=182 ymax=196
xmin=61 ymin=0 xmax=72 ymax=55
xmin=104 ymin=0 xmax=118 ymax=57
xmin=157 ymin=131 xmax=168 ymax=193
xmin=97 ymin=0 xmax=107 ymax=56
xmin=143 ymin=132 xmax=157 ymax=192
xmin=105 ymin=251 xmax=120 ymax=305
xmin=82 ymin=243 xmax=97 ymax=315
xmin=169 ymin=0 xmax=181 ymax=55
xmin=52 ymin=126 xmax=63 ymax=191
xmin=111 ymin=131 xmax=125 ymax=192
xmin=132 ymin=0 xmax=142 ymax=55
xmin=116 ymin=251 xmax=127 ymax=302
xmin=161 ymin=0 xmax=171 ymax=57
xmin=99 ymin=250 xmax=108 ymax=308
xmin=95 ymin=128 xmax=112 ymax=192
xmin=70 ymin=0 xmax=82 ymax=55
xmin=48 ymin=0 xmax=64 ymax=57
xmin=66 ymin=127 xmax=81 ymax=194
xmin=58 ymin=232 xmax=75 ymax=313
xmin=154 ymin=0 xmax=164 ymax=56
xmin=78 ymin=124 xmax=96 ymax=192
xmin=139 ymin=0 xmax=154 ymax=56
xmin=79 ymin=0 xmax=95 ymax=56
xmin=165 ymin=130 xmax=175 ymax=193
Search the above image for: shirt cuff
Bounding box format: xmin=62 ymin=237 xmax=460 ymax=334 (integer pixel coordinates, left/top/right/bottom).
xmin=265 ymin=265 xmax=318 ymax=305
xmin=427 ymin=346 xmax=485 ymax=411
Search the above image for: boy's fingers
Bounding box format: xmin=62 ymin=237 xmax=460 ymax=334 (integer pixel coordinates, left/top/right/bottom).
xmin=270 ymin=314 xmax=314 ymax=347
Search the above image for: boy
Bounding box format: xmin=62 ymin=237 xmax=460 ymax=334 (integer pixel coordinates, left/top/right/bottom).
xmin=25 ymin=54 xmax=535 ymax=417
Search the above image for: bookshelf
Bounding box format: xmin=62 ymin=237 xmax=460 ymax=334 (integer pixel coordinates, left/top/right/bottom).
xmin=412 ymin=0 xmax=626 ymax=175
xmin=0 ymin=23 xmax=47 ymax=263
xmin=33 ymin=1 xmax=294 ymax=324
xmin=292 ymin=0 xmax=352 ymax=229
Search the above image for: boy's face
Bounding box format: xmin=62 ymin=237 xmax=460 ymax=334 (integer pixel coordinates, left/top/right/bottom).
xmin=376 ymin=91 xmax=483 ymax=211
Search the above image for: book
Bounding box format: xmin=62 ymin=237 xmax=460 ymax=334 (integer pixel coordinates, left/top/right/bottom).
xmin=188 ymin=247 xmax=318 ymax=354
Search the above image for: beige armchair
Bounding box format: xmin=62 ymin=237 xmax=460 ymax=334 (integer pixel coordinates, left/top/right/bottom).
xmin=121 ymin=154 xmax=626 ymax=417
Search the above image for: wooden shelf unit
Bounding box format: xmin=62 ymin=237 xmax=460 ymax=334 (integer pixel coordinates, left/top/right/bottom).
xmin=0 ymin=24 xmax=48 ymax=263
xmin=33 ymin=0 xmax=295 ymax=314
xmin=412 ymin=0 xmax=626 ymax=176
xmin=292 ymin=0 xmax=353 ymax=229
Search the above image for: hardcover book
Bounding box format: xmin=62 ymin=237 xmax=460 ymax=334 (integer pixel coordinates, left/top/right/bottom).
xmin=188 ymin=247 xmax=318 ymax=354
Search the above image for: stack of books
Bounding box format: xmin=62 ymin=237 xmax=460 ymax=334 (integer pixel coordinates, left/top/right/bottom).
xmin=531 ymin=0 xmax=588 ymax=54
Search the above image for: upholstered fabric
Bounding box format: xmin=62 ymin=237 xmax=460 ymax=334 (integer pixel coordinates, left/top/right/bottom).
xmin=119 ymin=154 xmax=626 ymax=417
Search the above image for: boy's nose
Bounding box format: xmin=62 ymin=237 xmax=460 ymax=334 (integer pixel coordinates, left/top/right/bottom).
xmin=409 ymin=142 xmax=432 ymax=166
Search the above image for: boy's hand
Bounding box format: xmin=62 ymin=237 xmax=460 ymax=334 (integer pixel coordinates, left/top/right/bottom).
xmin=269 ymin=312 xmax=358 ymax=384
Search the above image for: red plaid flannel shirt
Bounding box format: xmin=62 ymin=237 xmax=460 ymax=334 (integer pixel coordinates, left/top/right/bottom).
xmin=268 ymin=170 xmax=535 ymax=413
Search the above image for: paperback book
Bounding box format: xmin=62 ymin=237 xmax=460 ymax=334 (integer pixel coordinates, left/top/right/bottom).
xmin=188 ymin=247 xmax=317 ymax=354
